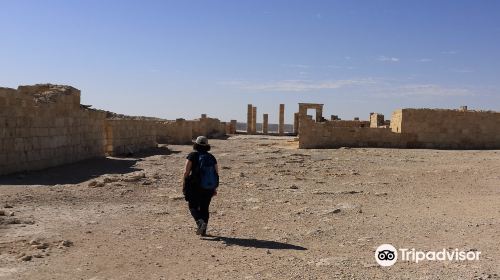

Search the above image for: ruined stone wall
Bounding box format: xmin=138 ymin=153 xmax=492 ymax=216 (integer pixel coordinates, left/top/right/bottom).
xmin=370 ymin=113 xmax=385 ymax=128
xmin=328 ymin=120 xmax=370 ymax=128
xmin=391 ymin=109 xmax=500 ymax=149
xmin=390 ymin=110 xmax=403 ymax=133
xmin=228 ymin=120 xmax=237 ymax=134
xmin=104 ymin=119 xmax=158 ymax=156
xmin=0 ymin=84 xmax=231 ymax=175
xmin=0 ymin=85 xmax=106 ymax=175
xmin=298 ymin=118 xmax=411 ymax=149
xmin=300 ymin=108 xmax=500 ymax=149
xmin=190 ymin=117 xmax=226 ymax=138
xmin=156 ymin=120 xmax=193 ymax=145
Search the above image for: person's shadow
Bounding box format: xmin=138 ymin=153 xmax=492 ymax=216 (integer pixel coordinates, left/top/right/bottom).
xmin=202 ymin=235 xmax=307 ymax=251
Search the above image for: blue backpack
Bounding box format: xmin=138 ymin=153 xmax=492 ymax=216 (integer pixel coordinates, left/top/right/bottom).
xmin=198 ymin=152 xmax=219 ymax=190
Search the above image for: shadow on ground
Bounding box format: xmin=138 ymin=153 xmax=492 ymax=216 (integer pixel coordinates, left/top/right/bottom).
xmin=0 ymin=146 xmax=184 ymax=186
xmin=203 ymin=236 xmax=307 ymax=251
xmin=0 ymin=157 xmax=141 ymax=186
xmin=115 ymin=145 xmax=182 ymax=159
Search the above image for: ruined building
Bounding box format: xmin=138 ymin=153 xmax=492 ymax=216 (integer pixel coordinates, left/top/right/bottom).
xmin=246 ymin=103 xmax=287 ymax=135
xmin=0 ymin=84 xmax=227 ymax=175
xmin=297 ymin=103 xmax=500 ymax=149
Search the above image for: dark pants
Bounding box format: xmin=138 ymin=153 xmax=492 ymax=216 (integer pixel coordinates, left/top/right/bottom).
xmin=188 ymin=189 xmax=214 ymax=224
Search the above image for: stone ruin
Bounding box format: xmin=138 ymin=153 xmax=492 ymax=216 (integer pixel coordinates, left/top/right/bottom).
xmin=245 ymin=103 xmax=286 ymax=135
xmin=0 ymin=84 xmax=228 ymax=176
xmin=2 ymin=83 xmax=499 ymax=176
xmin=296 ymin=103 xmax=500 ymax=149
xmin=238 ymin=102 xmax=499 ymax=149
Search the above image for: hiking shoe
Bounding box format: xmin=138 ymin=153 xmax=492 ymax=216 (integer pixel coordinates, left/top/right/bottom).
xmin=196 ymin=219 xmax=206 ymax=235
xmin=201 ymin=223 xmax=208 ymax=236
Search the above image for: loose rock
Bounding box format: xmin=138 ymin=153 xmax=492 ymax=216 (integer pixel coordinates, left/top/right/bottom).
xmin=375 ymin=192 xmax=388 ymax=196
xmin=29 ymin=239 xmax=41 ymax=245
xmin=323 ymin=208 xmax=341 ymax=215
xmin=60 ymin=240 xmax=73 ymax=247
xmin=19 ymin=255 xmax=32 ymax=261
xmin=122 ymin=173 xmax=146 ymax=182
xmin=169 ymin=194 xmax=185 ymax=201
xmin=34 ymin=243 xmax=49 ymax=249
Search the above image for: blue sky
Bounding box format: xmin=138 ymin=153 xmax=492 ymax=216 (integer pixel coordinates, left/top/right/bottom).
xmin=1 ymin=0 xmax=499 ymax=123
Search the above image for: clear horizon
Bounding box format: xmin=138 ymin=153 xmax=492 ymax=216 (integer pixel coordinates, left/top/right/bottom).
xmin=1 ymin=0 xmax=499 ymax=123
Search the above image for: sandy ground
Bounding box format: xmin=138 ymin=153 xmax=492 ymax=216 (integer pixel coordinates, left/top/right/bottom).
xmin=0 ymin=135 xmax=499 ymax=280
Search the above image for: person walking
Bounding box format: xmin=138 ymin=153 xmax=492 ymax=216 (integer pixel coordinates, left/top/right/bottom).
xmin=183 ymin=136 xmax=219 ymax=236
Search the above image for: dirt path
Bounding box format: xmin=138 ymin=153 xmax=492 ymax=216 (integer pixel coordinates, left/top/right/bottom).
xmin=1 ymin=135 xmax=499 ymax=279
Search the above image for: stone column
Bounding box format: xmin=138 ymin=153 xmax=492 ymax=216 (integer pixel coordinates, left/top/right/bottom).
xmin=252 ymin=107 xmax=257 ymax=134
xmin=247 ymin=104 xmax=252 ymax=134
xmin=230 ymin=120 xmax=237 ymax=134
xmin=262 ymin=114 xmax=269 ymax=134
xmin=293 ymin=112 xmax=299 ymax=134
xmin=279 ymin=104 xmax=285 ymax=135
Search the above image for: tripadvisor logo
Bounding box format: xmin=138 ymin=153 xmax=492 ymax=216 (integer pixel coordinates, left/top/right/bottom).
xmin=375 ymin=244 xmax=481 ymax=266
xmin=375 ymin=244 xmax=398 ymax=266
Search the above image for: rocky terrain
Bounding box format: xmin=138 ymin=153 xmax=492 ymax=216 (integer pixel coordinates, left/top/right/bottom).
xmin=0 ymin=135 xmax=499 ymax=279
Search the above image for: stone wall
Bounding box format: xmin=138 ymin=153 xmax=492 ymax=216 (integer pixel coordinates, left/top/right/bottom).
xmin=328 ymin=120 xmax=370 ymax=128
xmin=104 ymin=119 xmax=158 ymax=156
xmin=299 ymin=108 xmax=500 ymax=149
xmin=0 ymin=84 xmax=229 ymax=175
xmin=156 ymin=119 xmax=193 ymax=145
xmin=370 ymin=113 xmax=385 ymax=128
xmin=228 ymin=120 xmax=237 ymax=134
xmin=105 ymin=118 xmax=195 ymax=156
xmin=298 ymin=118 xmax=411 ymax=149
xmin=190 ymin=116 xmax=226 ymax=138
xmin=391 ymin=109 xmax=500 ymax=149
xmin=390 ymin=110 xmax=403 ymax=133
xmin=0 ymin=85 xmax=106 ymax=175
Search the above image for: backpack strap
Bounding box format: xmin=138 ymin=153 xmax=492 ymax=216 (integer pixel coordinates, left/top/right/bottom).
xmin=190 ymin=151 xmax=200 ymax=175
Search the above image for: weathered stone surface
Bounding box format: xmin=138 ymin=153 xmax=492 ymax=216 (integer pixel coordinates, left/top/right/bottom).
xmin=299 ymin=105 xmax=500 ymax=149
xmin=0 ymin=84 xmax=225 ymax=175
xmin=0 ymin=84 xmax=107 ymax=175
